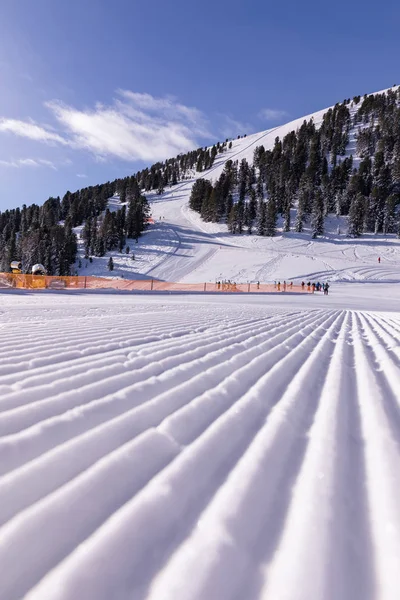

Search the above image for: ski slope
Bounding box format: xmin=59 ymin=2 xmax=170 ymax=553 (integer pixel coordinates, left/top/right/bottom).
xmin=0 ymin=291 xmax=399 ymax=600
xmin=3 ymin=86 xmax=400 ymax=599
xmin=76 ymin=185 xmax=400 ymax=285
xmin=75 ymin=87 xmax=400 ymax=285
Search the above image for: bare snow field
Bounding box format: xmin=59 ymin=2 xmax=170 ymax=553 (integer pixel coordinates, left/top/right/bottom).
xmin=76 ymin=188 xmax=400 ymax=286
xmin=0 ymin=291 xmax=400 ymax=600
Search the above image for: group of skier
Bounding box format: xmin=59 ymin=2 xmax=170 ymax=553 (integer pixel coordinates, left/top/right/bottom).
xmin=216 ymin=280 xmax=237 ymax=291
xmin=214 ymin=279 xmax=330 ymax=294
xmin=301 ymin=281 xmax=330 ymax=295
xmin=274 ymin=281 xmax=293 ymax=292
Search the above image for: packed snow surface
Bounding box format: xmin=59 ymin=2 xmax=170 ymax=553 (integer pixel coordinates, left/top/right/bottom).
xmin=3 ymin=87 xmax=400 ymax=599
xmin=0 ymin=290 xmax=400 ymax=600
xmin=77 ymin=187 xmax=400 ymax=285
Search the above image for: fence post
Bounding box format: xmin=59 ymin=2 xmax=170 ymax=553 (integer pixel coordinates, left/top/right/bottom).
xmin=248 ymin=283 xmax=250 ymax=293
xmin=204 ymin=282 xmax=206 ymax=291
xmin=84 ymin=276 xmax=87 ymax=289
xmin=151 ymin=279 xmax=154 ymax=291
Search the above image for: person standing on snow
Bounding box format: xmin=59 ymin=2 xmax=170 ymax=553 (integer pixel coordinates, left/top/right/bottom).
xmin=324 ymin=283 xmax=330 ymax=295
xmin=378 ymin=257 xmax=381 ymax=263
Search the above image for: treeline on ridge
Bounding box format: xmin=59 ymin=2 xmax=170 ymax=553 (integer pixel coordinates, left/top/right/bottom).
xmin=189 ymin=88 xmax=400 ymax=238
xmin=0 ymin=140 xmax=230 ymax=274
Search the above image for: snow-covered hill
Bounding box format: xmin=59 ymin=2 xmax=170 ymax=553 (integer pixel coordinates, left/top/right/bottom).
xmin=75 ymin=86 xmax=400 ymax=285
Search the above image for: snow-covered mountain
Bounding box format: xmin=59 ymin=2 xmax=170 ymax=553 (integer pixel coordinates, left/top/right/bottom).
xmin=75 ymin=86 xmax=400 ymax=284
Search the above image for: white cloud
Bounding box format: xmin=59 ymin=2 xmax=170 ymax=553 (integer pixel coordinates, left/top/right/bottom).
xmin=0 ymin=118 xmax=67 ymax=144
xmin=44 ymin=91 xmax=212 ymax=162
xmin=117 ymin=90 xmax=211 ymax=137
xmin=0 ymin=90 xmax=214 ymax=164
xmin=218 ymin=115 xmax=253 ymax=140
xmin=258 ymin=108 xmax=289 ymax=122
xmin=38 ymin=159 xmax=57 ymax=169
xmin=0 ymin=158 xmax=56 ymax=169
xmin=76 ymin=173 xmax=87 ymax=178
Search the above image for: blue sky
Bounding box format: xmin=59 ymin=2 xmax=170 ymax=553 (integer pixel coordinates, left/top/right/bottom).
xmin=0 ymin=0 xmax=399 ymax=211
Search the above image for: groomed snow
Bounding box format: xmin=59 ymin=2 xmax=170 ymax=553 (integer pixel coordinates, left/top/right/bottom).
xmin=2 ymin=86 xmax=400 ymax=599
xmin=0 ymin=290 xmax=399 ymax=600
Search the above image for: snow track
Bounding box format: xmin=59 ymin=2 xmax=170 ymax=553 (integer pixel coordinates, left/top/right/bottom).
xmin=0 ymin=295 xmax=399 ymax=600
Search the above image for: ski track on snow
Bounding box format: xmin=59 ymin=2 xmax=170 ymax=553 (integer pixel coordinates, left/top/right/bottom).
xmin=0 ymin=297 xmax=399 ymax=600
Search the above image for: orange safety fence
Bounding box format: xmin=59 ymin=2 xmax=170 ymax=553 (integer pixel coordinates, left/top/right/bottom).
xmin=0 ymin=273 xmax=312 ymax=294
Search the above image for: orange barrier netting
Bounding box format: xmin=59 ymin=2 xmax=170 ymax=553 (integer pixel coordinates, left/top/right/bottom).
xmin=0 ymin=273 xmax=312 ymax=294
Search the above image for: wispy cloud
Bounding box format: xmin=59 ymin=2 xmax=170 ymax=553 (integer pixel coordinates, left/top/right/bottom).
xmin=76 ymin=173 xmax=87 ymax=178
xmin=218 ymin=115 xmax=253 ymax=140
xmin=0 ymin=157 xmax=57 ymax=169
xmin=0 ymin=90 xmax=216 ymax=164
xmin=0 ymin=118 xmax=67 ymax=144
xmin=258 ymin=108 xmax=289 ymax=122
xmin=117 ymin=90 xmax=210 ymax=135
xmin=42 ymin=90 xmax=212 ymax=162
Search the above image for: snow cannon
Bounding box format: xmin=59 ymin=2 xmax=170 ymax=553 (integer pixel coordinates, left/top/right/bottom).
xmin=10 ymin=261 xmax=22 ymax=274
xmin=31 ymin=264 xmax=47 ymax=276
xmin=31 ymin=263 xmax=47 ymax=288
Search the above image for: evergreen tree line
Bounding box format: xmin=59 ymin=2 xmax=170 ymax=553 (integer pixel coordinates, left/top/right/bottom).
xmin=130 ymin=140 xmax=229 ymax=194
xmin=189 ymin=88 xmax=400 ymax=238
xmin=81 ymin=177 xmax=150 ymax=258
xmin=0 ymin=136 xmax=231 ymax=273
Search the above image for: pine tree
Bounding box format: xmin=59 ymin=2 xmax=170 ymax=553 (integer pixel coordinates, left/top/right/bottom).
xmin=283 ymin=203 xmax=291 ymax=232
xmin=383 ymin=194 xmax=397 ymax=234
xmin=236 ymin=199 xmax=245 ymax=233
xmin=248 ymin=189 xmax=257 ymax=225
xmin=95 ymin=236 xmax=105 ymax=257
xmin=348 ymin=193 xmax=366 ymax=237
xmin=311 ymin=191 xmax=324 ymax=238
xmin=227 ymin=205 xmax=238 ymax=233
xmin=7 ymin=229 xmax=17 ymax=264
xmin=238 ymin=159 xmax=249 ymax=201
xmin=257 ymin=201 xmax=266 ymax=236
xmin=189 ymin=179 xmax=212 ymax=213
xmin=294 ymin=207 xmax=304 ymax=233
xmin=265 ymin=199 xmax=277 ymax=236
xmin=157 ymin=181 xmax=164 ymax=195
xmin=226 ymin=193 xmax=233 ymax=219
xmin=201 ymin=188 xmax=218 ymax=222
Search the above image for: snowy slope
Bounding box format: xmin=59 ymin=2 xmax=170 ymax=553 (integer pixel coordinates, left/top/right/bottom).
xmin=0 ymin=290 xmax=400 ymax=600
xmin=75 ymin=86 xmax=400 ymax=285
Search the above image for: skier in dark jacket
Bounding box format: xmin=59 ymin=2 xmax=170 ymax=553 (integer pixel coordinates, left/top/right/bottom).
xmin=324 ymin=282 xmax=330 ymax=295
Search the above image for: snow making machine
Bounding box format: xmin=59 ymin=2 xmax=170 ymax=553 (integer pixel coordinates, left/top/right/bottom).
xmin=31 ymin=264 xmax=47 ymax=276
xmin=31 ymin=263 xmax=47 ymax=288
xmin=10 ymin=261 xmax=22 ymax=274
